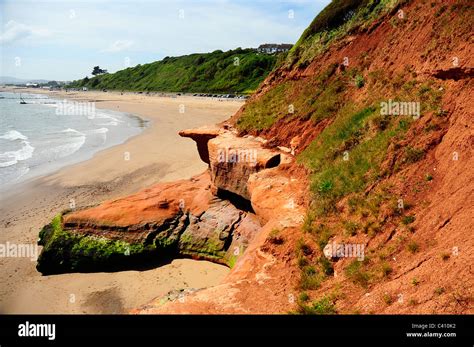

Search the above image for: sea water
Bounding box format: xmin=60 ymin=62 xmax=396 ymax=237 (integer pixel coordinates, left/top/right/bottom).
xmin=0 ymin=92 xmax=146 ymax=190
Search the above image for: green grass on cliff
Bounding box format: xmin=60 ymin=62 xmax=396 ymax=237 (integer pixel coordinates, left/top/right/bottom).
xmin=236 ymin=63 xmax=345 ymax=131
xmin=298 ymin=72 xmax=443 ymax=216
xmin=288 ymin=0 xmax=403 ymax=68
xmin=68 ymin=48 xmax=277 ymax=94
xmin=296 ymin=295 xmax=338 ymax=314
xmin=231 ymin=0 xmax=450 ymax=314
xmin=298 ymin=104 xmax=409 ymax=215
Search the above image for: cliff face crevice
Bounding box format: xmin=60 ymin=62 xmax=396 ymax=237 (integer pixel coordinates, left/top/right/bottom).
xmin=216 ymin=188 xmax=254 ymax=213
xmin=432 ymin=67 xmax=474 ymax=81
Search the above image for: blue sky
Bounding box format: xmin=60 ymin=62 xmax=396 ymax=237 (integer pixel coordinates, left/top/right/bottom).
xmin=0 ymin=0 xmax=330 ymax=81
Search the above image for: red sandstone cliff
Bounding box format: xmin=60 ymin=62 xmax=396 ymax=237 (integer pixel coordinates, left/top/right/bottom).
xmin=37 ymin=0 xmax=473 ymax=314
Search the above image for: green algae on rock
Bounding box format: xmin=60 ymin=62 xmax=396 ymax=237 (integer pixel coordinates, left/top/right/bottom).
xmin=36 ymin=173 xmax=261 ymax=275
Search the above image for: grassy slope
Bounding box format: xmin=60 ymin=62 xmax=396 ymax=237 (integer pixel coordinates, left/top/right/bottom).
xmin=234 ymin=0 xmax=462 ymax=314
xmin=236 ymin=0 xmax=399 ymax=131
xmin=69 ymin=48 xmax=277 ymax=94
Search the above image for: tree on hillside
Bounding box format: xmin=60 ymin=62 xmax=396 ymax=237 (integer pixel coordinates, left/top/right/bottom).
xmin=92 ymin=66 xmax=108 ymax=76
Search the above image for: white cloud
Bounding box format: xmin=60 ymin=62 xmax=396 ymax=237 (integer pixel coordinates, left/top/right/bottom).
xmin=0 ymin=0 xmax=329 ymax=80
xmin=0 ymin=20 xmax=50 ymax=44
xmin=102 ymin=40 xmax=134 ymax=53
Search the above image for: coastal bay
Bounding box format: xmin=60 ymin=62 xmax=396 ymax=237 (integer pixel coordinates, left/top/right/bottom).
xmin=0 ymin=88 xmax=243 ymax=313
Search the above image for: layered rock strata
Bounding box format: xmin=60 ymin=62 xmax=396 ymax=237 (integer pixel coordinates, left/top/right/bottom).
xmin=37 ymin=129 xmax=294 ymax=278
xmin=37 ymin=171 xmax=260 ymax=274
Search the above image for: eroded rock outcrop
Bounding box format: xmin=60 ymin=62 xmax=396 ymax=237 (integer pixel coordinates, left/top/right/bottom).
xmin=178 ymin=125 xmax=221 ymax=164
xmin=37 ymin=124 xmax=307 ymax=314
xmin=208 ymin=132 xmax=281 ymax=200
xmin=136 ymin=161 xmax=309 ymax=314
xmin=37 ymin=172 xmax=261 ymax=274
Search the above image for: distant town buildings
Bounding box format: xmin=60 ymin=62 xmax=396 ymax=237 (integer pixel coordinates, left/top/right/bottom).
xmin=257 ymin=43 xmax=293 ymax=54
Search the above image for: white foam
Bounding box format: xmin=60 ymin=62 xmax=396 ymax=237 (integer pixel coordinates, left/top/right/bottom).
xmin=89 ymin=127 xmax=108 ymax=145
xmin=41 ymin=103 xmax=59 ymax=108
xmin=0 ymin=158 xmax=18 ymax=168
xmin=61 ymin=128 xmax=84 ymax=135
xmin=90 ymin=127 xmax=109 ymax=134
xmin=95 ymin=112 xmax=123 ymax=126
xmin=46 ymin=131 xmax=86 ymax=159
xmin=0 ymin=130 xmax=28 ymax=141
xmin=97 ymin=121 xmax=118 ymax=126
xmin=0 ymin=140 xmax=35 ymax=167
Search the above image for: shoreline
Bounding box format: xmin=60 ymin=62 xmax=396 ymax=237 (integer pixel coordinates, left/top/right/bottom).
xmin=0 ymin=89 xmax=150 ymax=195
xmin=0 ymin=87 xmax=244 ymax=313
xmin=1 ymin=86 xmax=244 ymax=193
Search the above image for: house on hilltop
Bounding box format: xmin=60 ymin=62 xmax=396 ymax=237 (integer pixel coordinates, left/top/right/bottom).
xmin=257 ymin=43 xmax=293 ymax=54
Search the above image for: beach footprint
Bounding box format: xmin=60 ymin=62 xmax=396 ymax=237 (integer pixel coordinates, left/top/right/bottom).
xmin=81 ymin=287 xmax=124 ymax=314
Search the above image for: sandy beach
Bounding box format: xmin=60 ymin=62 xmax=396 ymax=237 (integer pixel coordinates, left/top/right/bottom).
xmin=0 ymin=88 xmax=243 ymax=313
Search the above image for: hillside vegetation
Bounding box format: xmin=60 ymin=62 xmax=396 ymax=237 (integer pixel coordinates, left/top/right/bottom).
xmin=68 ymin=48 xmax=277 ymax=94
xmin=233 ymin=0 xmax=473 ymax=314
